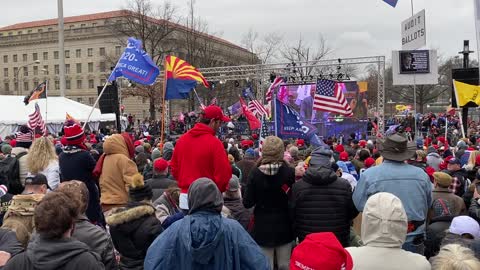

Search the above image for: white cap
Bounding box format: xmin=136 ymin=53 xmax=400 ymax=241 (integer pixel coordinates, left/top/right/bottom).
xmin=449 ymin=216 xmax=480 ymax=239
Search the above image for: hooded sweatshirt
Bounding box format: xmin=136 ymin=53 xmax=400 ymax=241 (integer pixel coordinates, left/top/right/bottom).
xmin=4 ymin=236 xmax=104 ymax=270
xmin=346 ymin=193 xmax=431 ymax=270
xmin=170 ymin=123 xmax=232 ymax=193
xmin=100 ymin=134 xmax=139 ymax=206
xmin=426 ymin=152 xmax=442 ymax=171
xmin=144 ymin=178 xmax=269 ymax=270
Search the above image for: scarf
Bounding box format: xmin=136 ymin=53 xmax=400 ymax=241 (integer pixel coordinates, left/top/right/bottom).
xmin=93 ymin=133 xmax=134 ymax=179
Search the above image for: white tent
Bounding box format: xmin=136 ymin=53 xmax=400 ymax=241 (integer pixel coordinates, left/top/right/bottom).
xmin=0 ymin=96 xmax=119 ymax=138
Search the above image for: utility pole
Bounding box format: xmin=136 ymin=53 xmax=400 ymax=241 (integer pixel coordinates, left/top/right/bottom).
xmin=58 ymin=0 xmax=66 ymax=97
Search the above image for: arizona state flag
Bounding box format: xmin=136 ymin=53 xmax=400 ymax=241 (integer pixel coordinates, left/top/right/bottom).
xmin=24 ymin=81 xmax=47 ymax=105
xmin=164 ymin=56 xmax=210 ymax=100
xmin=453 ymin=80 xmax=480 ymax=107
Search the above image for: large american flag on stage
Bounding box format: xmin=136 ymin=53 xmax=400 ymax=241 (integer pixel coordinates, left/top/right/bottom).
xmin=313 ymin=79 xmax=353 ymax=116
xmin=265 ymin=77 xmax=284 ymax=102
xmin=28 ymin=103 xmax=47 ymax=135
xmin=259 ymin=117 xmax=270 ymax=153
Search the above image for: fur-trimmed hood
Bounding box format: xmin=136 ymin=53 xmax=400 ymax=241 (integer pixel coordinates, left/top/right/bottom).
xmin=106 ymin=203 xmax=155 ymax=226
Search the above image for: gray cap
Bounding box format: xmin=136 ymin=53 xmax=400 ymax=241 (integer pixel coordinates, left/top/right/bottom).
xmin=227 ymin=175 xmax=240 ymax=192
xmin=188 ymin=178 xmax=223 ymax=215
xmin=151 ymin=148 xmax=161 ymax=160
xmin=309 ymin=147 xmax=333 ymax=167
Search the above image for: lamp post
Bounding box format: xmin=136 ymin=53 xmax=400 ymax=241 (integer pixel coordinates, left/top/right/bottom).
xmin=14 ymin=60 xmax=41 ymax=95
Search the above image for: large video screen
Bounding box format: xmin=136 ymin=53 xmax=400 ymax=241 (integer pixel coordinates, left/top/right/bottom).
xmin=399 ymin=50 xmax=430 ymax=74
xmin=276 ymin=81 xmax=368 ymax=121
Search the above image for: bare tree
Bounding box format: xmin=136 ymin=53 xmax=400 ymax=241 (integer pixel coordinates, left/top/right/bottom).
xmin=107 ymin=0 xmax=179 ymax=120
xmin=280 ymin=34 xmax=332 ymax=78
xmin=241 ymin=29 xmax=282 ymax=64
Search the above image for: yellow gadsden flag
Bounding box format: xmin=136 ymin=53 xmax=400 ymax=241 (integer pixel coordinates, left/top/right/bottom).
xmin=453 ymin=80 xmax=480 ymax=107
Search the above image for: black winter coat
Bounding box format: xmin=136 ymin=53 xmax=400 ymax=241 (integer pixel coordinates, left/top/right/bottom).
xmin=291 ymin=166 xmax=358 ymax=247
xmin=243 ymin=163 xmax=295 ymax=247
xmin=59 ymin=146 xmax=105 ymax=226
xmin=424 ymin=216 xmax=453 ymax=259
xmin=106 ymin=202 xmax=163 ymax=270
xmin=145 ymin=176 xmax=177 ymax=202
xmin=224 ymin=196 xmax=253 ymax=231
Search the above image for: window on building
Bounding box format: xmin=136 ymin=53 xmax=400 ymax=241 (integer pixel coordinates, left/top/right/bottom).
xmin=13 ymin=54 xmax=17 ymax=62
xmin=47 ymin=27 xmax=53 ymax=32
xmin=23 ymin=66 xmax=28 ymax=76
xmin=65 ymin=64 xmax=70 ymax=74
xmin=115 ymin=46 xmax=122 ymax=56
xmin=99 ymin=47 xmax=105 ymax=56
xmin=13 ymin=67 xmax=18 ymax=77
xmin=77 ymin=97 xmax=83 ymax=103
xmin=3 ymin=68 xmax=8 ymax=77
xmin=65 ymin=50 xmax=70 ymax=58
xmin=80 ymin=24 xmax=86 ymax=28
xmin=18 ymin=31 xmax=22 ymax=35
xmin=54 ymin=51 xmax=59 ymax=59
xmin=54 ymin=64 xmax=59 ymax=75
xmin=76 ymin=63 xmax=82 ymax=73
xmin=33 ymin=66 xmax=38 ymax=76
xmin=14 ymin=82 xmax=18 ymax=92
xmin=88 ymin=79 xmax=94 ymax=89
xmin=87 ymin=48 xmax=93 ymax=57
xmin=75 ymin=49 xmax=81 ymax=58
xmin=88 ymin=62 xmax=93 ymax=73
xmin=27 ymin=30 xmax=32 ymax=34
xmin=66 ymin=80 xmax=71 ymax=90
xmin=8 ymin=32 xmax=12 ymax=36
xmin=142 ymin=97 xmax=147 ymax=103
xmin=22 ymin=54 xmax=27 ymax=62
xmin=55 ymin=80 xmax=60 ymax=90
xmin=43 ymin=65 xmax=48 ymax=74
xmin=33 ymin=53 xmax=38 ymax=61
xmin=4 ymin=83 xmax=9 ymax=92
xmin=99 ymin=62 xmax=106 ymax=72
xmin=89 ymin=97 xmax=94 ymax=105
xmin=24 ymin=82 xmax=29 ymax=91
xmin=3 ymin=55 xmax=7 ymax=63
xmin=100 ymin=79 xmax=106 ymax=85
xmin=43 ymin=52 xmax=48 ymax=60
xmin=33 ymin=80 xmax=39 ymax=89
xmin=92 ymin=23 xmax=97 ymax=27
xmin=76 ymin=80 xmax=82 ymax=89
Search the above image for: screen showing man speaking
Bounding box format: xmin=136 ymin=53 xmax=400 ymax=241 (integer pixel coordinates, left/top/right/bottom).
xmin=399 ymin=50 xmax=430 ymax=74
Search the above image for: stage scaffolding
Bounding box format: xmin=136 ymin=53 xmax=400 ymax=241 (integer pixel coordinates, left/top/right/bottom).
xmin=158 ymin=56 xmax=386 ymax=135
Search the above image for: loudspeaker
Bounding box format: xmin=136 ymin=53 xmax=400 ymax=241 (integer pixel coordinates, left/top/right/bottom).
xmin=452 ymin=68 xmax=479 ymax=107
xmin=97 ymin=84 xmax=119 ymax=114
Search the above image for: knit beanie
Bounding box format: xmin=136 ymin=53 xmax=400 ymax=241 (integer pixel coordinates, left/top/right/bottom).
xmin=1 ymin=144 xmax=12 ymax=154
xmin=151 ymin=148 xmax=161 ymax=161
xmin=129 ymin=173 xmax=153 ymax=202
xmin=261 ymin=136 xmax=284 ymax=164
xmin=63 ymin=121 xmax=86 ymax=146
xmin=135 ymin=145 xmax=145 ymax=154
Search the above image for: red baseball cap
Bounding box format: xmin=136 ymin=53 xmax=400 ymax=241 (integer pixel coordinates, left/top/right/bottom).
xmin=154 ymin=158 xmax=169 ymax=172
xmin=339 ymin=151 xmax=349 ymax=161
xmin=359 ymin=140 xmax=367 ymax=148
xmin=364 ymin=157 xmax=375 ymax=168
xmin=203 ymin=105 xmax=230 ymax=122
xmin=290 ymin=232 xmax=353 ymax=270
xmin=297 ymin=139 xmax=305 ymax=147
xmin=335 ymin=144 xmax=345 ymax=153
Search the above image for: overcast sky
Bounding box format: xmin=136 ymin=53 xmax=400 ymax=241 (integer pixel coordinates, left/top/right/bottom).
xmin=1 ymin=0 xmax=477 ymax=64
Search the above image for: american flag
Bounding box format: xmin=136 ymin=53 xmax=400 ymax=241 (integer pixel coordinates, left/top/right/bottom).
xmin=265 ymin=77 xmax=284 ymax=102
xmin=28 ymin=103 xmax=47 ymax=135
xmin=313 ymin=79 xmax=353 ymax=116
xmin=258 ymin=117 xmax=270 ymax=154
xmin=248 ymin=100 xmax=268 ymax=117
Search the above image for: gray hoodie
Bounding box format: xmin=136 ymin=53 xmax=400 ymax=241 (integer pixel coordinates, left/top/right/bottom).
xmin=347 ymin=193 xmax=431 ymax=270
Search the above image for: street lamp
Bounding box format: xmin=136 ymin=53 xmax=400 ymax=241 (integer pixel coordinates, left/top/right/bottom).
xmin=14 ymin=60 xmax=41 ymax=95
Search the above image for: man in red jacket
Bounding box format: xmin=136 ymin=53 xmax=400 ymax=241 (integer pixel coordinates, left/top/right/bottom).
xmin=170 ymin=105 xmax=232 ymax=210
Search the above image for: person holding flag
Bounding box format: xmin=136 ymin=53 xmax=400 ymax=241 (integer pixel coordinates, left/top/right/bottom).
xmin=170 ymin=105 xmax=232 ymax=211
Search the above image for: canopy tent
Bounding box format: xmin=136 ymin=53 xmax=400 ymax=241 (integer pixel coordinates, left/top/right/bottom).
xmin=0 ymin=96 xmax=120 ymax=138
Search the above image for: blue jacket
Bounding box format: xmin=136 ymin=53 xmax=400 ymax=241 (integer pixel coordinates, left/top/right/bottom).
xmin=353 ymin=160 xmax=432 ymax=234
xmin=144 ymin=211 xmax=270 ymax=270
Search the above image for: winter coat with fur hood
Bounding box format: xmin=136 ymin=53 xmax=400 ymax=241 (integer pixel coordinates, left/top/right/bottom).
xmin=346 ymin=193 xmax=431 ymax=270
xmin=106 ymin=202 xmax=163 ymax=270
xmin=99 ymin=135 xmax=139 ymax=207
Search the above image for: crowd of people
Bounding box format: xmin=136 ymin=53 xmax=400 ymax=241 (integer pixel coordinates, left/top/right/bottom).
xmin=0 ymin=105 xmax=479 ymax=269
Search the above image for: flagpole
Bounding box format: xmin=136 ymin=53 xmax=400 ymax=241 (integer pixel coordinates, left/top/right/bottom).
xmin=452 ymin=80 xmax=466 ymax=139
xmin=160 ymin=59 xmax=167 ymax=144
xmin=83 ymin=81 xmax=109 ymax=130
xmin=193 ymin=88 xmax=204 ymax=108
xmin=45 ymin=80 xmax=48 ymax=134
xmin=274 ymin=92 xmax=278 ymax=137
xmin=475 ymin=0 xmax=480 ymax=85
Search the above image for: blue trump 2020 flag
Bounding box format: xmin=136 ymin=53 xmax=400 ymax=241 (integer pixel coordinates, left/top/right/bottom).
xmin=108 ymin=37 xmax=160 ymax=85
xmin=383 ymin=0 xmax=398 ymax=8
xmin=275 ymin=98 xmax=318 ymax=142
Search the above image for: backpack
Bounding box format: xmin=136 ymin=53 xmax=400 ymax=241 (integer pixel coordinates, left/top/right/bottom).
xmin=0 ymin=152 xmax=27 ymax=195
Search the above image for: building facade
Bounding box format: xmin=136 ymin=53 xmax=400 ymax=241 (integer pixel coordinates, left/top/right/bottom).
xmin=0 ymin=10 xmax=254 ymax=119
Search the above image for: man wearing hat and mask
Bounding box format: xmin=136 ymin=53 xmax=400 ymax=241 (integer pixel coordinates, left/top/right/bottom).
xmin=353 ymin=134 xmax=432 ymax=255
xmin=170 ymin=105 xmax=232 ymax=211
